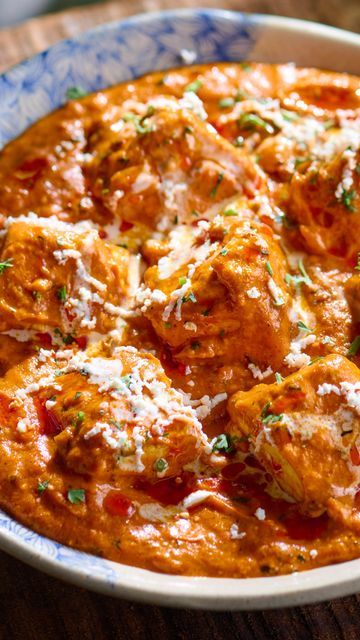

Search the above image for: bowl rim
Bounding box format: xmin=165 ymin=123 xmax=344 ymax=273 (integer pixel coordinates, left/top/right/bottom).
xmin=0 ymin=7 xmax=360 ymax=610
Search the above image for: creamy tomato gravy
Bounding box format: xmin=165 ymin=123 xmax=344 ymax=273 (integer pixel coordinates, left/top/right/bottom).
xmin=0 ymin=63 xmax=359 ymax=577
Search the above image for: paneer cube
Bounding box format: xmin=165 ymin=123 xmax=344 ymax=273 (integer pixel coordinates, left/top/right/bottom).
xmin=87 ymin=99 xmax=262 ymax=230
xmin=0 ymin=213 xmax=132 ymax=336
xmin=288 ymin=148 xmax=360 ymax=259
xmin=33 ymin=346 xmax=207 ymax=480
xmin=228 ymin=354 xmax=360 ymax=525
xmin=139 ymin=218 xmax=291 ymax=370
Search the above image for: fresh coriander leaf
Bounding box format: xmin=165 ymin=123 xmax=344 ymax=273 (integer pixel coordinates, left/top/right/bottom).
xmin=184 ymin=79 xmax=202 ymax=94
xmin=178 ymin=276 xmax=187 ymax=286
xmin=222 ymin=209 xmax=238 ymax=216
xmin=265 ymin=261 xmax=273 ymax=276
xmin=67 ymin=488 xmax=86 ymax=504
xmin=238 ymin=112 xmax=274 ymax=135
xmin=275 ymin=372 xmax=284 ymax=385
xmin=348 ymin=335 xmax=360 ymax=358
xmin=37 ymin=480 xmax=49 ymax=494
xmin=66 ymin=86 xmax=87 ymax=100
xmin=212 ymin=433 xmax=233 ymax=453
xmin=0 ymin=258 xmax=13 ymax=274
xmin=154 ymin=458 xmax=168 ymax=472
xmin=218 ymin=97 xmax=235 ymax=109
xmin=57 ymin=285 xmax=67 ymax=303
xmin=339 ymin=187 xmax=356 ymax=212
xmin=297 ymin=321 xmax=311 ymax=332
xmin=210 ymin=172 xmax=224 ymax=198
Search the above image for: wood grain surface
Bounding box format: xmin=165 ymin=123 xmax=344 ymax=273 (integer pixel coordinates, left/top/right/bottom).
xmin=0 ymin=2 xmax=360 ymax=638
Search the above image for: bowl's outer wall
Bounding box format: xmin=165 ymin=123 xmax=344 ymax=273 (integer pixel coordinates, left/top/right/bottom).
xmin=0 ymin=9 xmax=360 ymax=609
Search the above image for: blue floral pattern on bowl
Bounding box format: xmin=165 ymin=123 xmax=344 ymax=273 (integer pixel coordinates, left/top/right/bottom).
xmin=0 ymin=9 xmax=257 ymax=147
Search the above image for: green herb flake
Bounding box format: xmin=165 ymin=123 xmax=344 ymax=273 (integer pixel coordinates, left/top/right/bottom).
xmin=297 ymin=321 xmax=311 ymax=333
xmin=73 ymin=391 xmax=82 ymax=401
xmin=222 ymin=209 xmax=238 ymax=217
xmin=184 ymin=79 xmax=202 ymax=94
xmin=212 ymin=433 xmax=233 ymax=453
xmin=262 ymin=412 xmax=284 ymax=425
xmin=265 ymin=261 xmax=273 ymax=276
xmin=355 ymin=252 xmax=360 ymax=271
xmin=178 ymin=276 xmax=187 ymax=286
xmin=57 ymin=285 xmax=67 ymax=303
xmin=220 ymin=248 xmax=228 ymax=256
xmin=238 ymin=112 xmax=274 ymax=135
xmin=37 ymin=480 xmax=49 ymax=494
xmin=76 ymin=411 xmax=85 ymax=424
xmin=210 ymin=172 xmax=224 ymax=198
xmin=239 ymin=62 xmax=252 ymax=72
xmin=154 ymin=458 xmax=168 ymax=473
xmin=218 ymin=97 xmax=235 ymax=109
xmin=348 ymin=336 xmax=360 ymax=358
xmin=164 ymin=321 xmax=172 ymax=329
xmin=339 ymin=187 xmax=356 ymax=212
xmin=275 ymin=372 xmax=284 ymax=385
xmin=285 ymin=259 xmax=312 ymax=288
xmin=66 ymin=86 xmax=87 ymax=100
xmin=355 ymin=163 xmax=360 ymax=175
xmin=67 ymin=488 xmax=86 ymax=504
xmin=0 ymin=258 xmax=13 ymax=274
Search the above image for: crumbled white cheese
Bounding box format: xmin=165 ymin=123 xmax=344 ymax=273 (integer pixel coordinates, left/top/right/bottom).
xmin=229 ymin=523 xmax=247 ymax=540
xmin=248 ymin=363 xmax=273 ymax=380
xmin=246 ymin=287 xmax=261 ymax=299
xmin=254 ymin=507 xmax=266 ymax=521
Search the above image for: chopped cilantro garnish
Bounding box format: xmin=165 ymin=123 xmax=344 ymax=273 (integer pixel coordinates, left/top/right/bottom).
xmin=238 ymin=112 xmax=274 ymax=135
xmin=218 ymin=97 xmax=235 ymax=109
xmin=67 ymin=488 xmax=86 ymax=504
xmin=182 ymin=291 xmax=197 ymax=303
xmin=285 ymin=259 xmax=312 ymax=287
xmin=220 ymin=248 xmax=228 ymax=256
xmin=297 ymin=321 xmax=311 ymax=333
xmin=173 ymin=215 xmax=178 ymax=225
xmin=339 ymin=187 xmax=356 ymax=212
xmin=154 ymin=458 xmax=168 ymax=472
xmin=212 ymin=433 xmax=234 ymax=453
xmin=184 ymin=79 xmax=202 ymax=94
xmin=37 ymin=480 xmax=49 ymax=494
xmin=265 ymin=261 xmax=273 ymax=276
xmin=222 ymin=209 xmax=238 ymax=217
xmin=262 ymin=412 xmax=284 ymax=425
xmin=210 ymin=172 xmax=224 ymax=198
xmin=179 ymin=276 xmax=187 ymax=286
xmin=275 ymin=372 xmax=284 ymax=385
xmin=355 ymin=253 xmax=360 ymax=271
xmin=76 ymin=411 xmax=85 ymax=424
xmin=66 ymin=86 xmax=87 ymax=100
xmin=164 ymin=321 xmax=172 ymax=329
xmin=57 ymin=285 xmax=67 ymax=303
xmin=191 ymin=209 xmax=199 ymax=217
xmin=109 ymin=419 xmax=123 ymax=430
xmin=73 ymin=391 xmax=82 ymax=401
xmin=239 ymin=62 xmax=252 ymax=71
xmin=348 ymin=336 xmax=360 ymax=358
xmin=123 ymin=111 xmax=154 ymax=135
xmin=261 ymin=402 xmax=283 ymax=424
xmin=356 ymin=163 xmax=360 ymax=175
xmin=32 ymin=291 xmax=42 ymax=301
xmin=308 ymin=356 xmax=325 ymax=366
xmin=0 ymin=258 xmax=13 ymax=274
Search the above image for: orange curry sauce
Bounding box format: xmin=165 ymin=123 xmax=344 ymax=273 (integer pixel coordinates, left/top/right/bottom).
xmin=0 ymin=63 xmax=359 ymax=577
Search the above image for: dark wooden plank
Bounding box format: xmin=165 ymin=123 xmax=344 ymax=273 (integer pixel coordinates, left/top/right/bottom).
xmin=0 ymin=2 xmax=359 ymax=639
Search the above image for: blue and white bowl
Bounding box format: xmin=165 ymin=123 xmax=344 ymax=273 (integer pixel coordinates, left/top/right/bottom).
xmin=0 ymin=9 xmax=359 ymax=609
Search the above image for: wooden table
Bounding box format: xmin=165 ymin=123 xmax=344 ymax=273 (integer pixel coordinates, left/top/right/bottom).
xmin=0 ymin=2 xmax=360 ymax=638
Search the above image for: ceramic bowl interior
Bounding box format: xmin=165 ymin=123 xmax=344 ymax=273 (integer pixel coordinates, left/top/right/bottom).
xmin=0 ymin=8 xmax=359 ymax=609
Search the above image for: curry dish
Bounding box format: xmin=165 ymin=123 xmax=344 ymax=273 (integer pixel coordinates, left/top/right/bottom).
xmin=0 ymin=62 xmax=359 ymax=578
